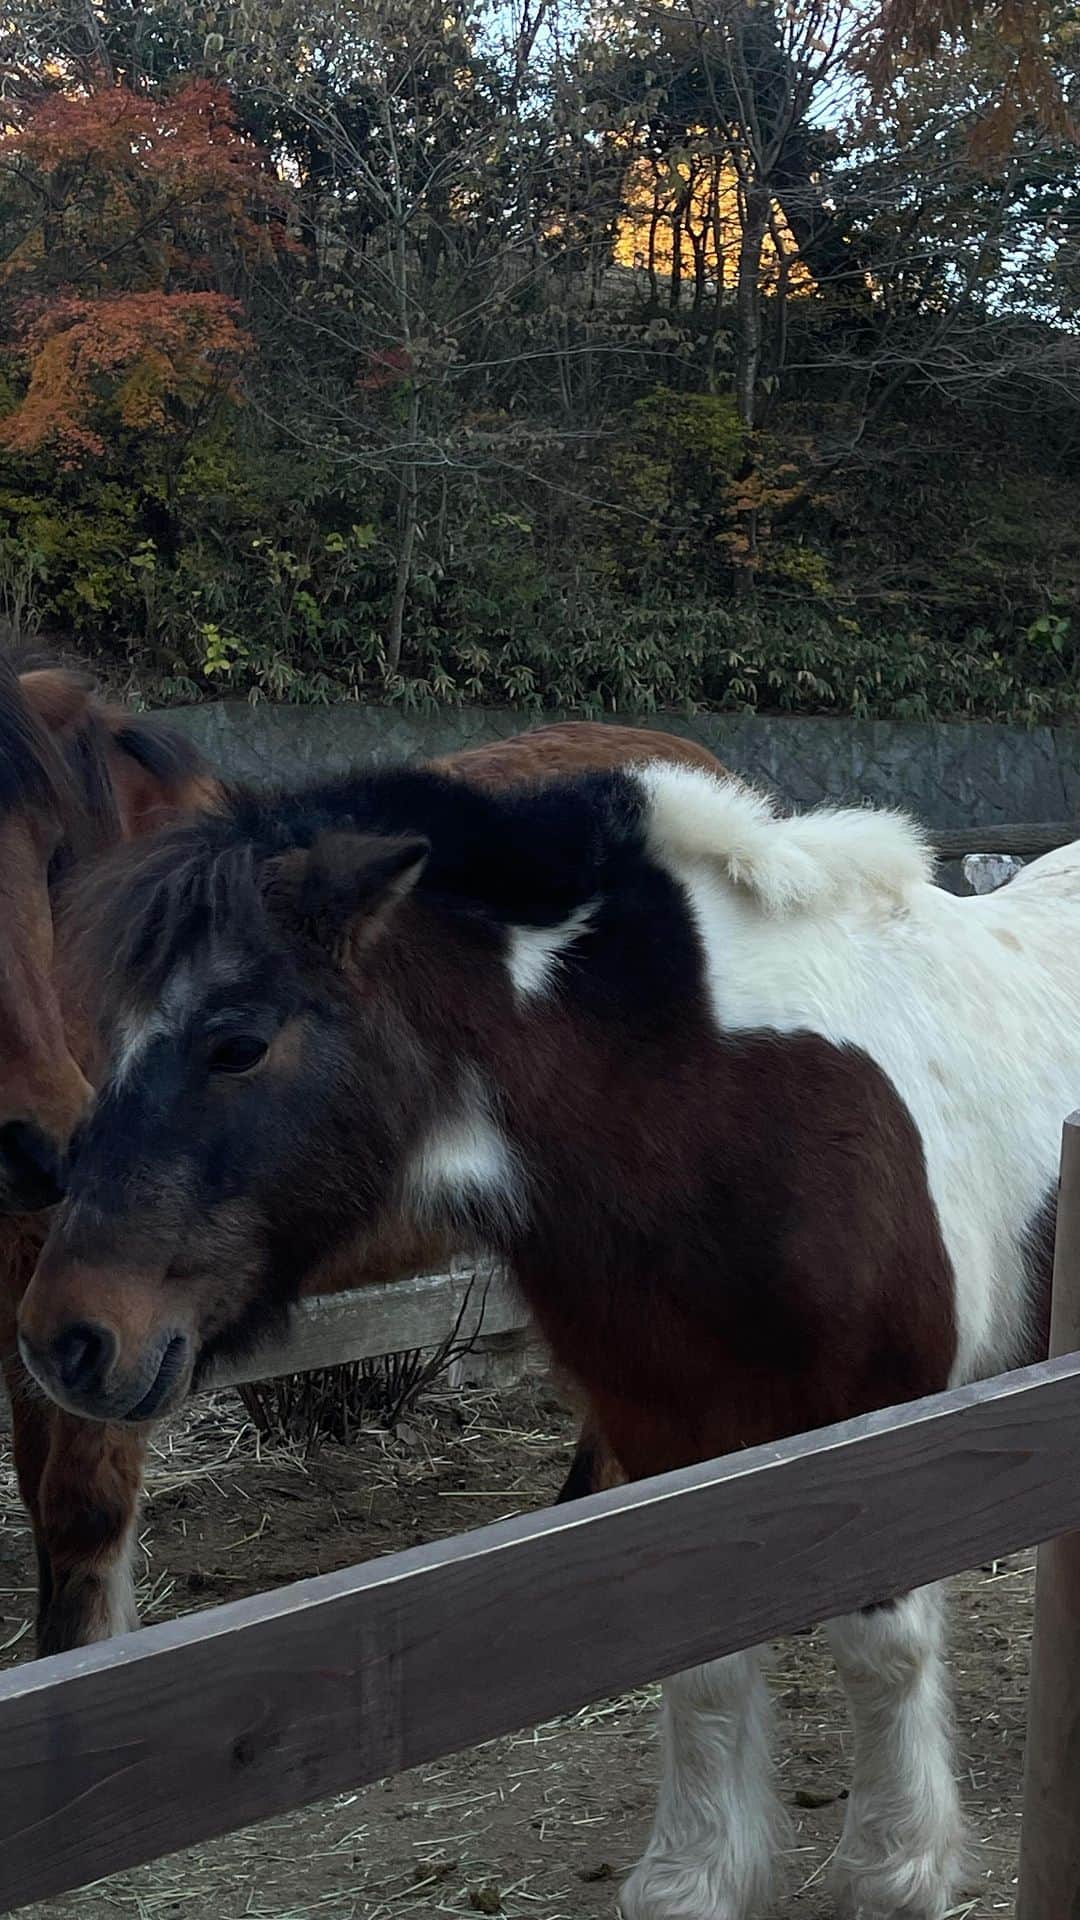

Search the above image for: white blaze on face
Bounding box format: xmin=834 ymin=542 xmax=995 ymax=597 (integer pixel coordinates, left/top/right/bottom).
xmin=111 ymin=963 xmax=195 ymax=1086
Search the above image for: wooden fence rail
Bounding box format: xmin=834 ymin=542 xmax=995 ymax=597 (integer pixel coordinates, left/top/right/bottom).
xmin=930 ymin=822 xmax=1079 ymax=859
xmin=206 ymin=1263 xmax=530 ymax=1391
xmin=4 ymin=1348 xmax=1080 ymax=1908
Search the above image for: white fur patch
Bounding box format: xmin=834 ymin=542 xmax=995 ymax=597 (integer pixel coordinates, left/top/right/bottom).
xmin=405 ymin=1096 xmax=522 ymax=1233
xmin=112 ymin=962 xmax=194 ymax=1085
xmin=80 ymin=1520 xmax=140 ymax=1644
xmin=507 ymin=903 xmax=595 ymax=1001
xmin=826 ymin=1585 xmax=965 ymax=1917
xmin=113 ymin=1011 xmax=167 ymax=1086
xmin=622 ymin=1648 xmax=784 ymax=1920
xmin=639 ymin=771 xmax=1080 ymax=1386
xmin=635 ymin=761 xmax=933 ymax=916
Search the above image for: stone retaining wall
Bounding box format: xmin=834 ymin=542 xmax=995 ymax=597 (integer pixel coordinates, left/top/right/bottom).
xmin=159 ymin=700 xmax=1080 ymax=831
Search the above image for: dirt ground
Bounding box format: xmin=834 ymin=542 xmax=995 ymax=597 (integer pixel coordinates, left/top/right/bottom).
xmin=0 ymin=1378 xmax=1031 ymax=1920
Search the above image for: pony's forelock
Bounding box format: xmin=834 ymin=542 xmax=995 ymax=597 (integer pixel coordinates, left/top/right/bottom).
xmin=63 ymin=811 xmax=266 ymax=1020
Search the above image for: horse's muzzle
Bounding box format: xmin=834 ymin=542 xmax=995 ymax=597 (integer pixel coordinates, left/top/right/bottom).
xmin=0 ymin=1120 xmax=65 ymax=1213
xmin=17 ymin=1321 xmax=192 ymax=1423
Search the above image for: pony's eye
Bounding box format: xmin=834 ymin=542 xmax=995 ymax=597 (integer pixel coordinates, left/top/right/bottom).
xmin=208 ymin=1035 xmax=268 ymax=1075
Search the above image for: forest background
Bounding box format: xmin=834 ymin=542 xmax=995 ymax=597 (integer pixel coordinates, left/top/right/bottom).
xmin=1 ymin=0 xmax=1077 ymax=722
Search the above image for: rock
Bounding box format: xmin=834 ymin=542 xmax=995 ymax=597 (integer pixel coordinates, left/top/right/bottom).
xmin=962 ymin=852 xmax=1025 ymax=894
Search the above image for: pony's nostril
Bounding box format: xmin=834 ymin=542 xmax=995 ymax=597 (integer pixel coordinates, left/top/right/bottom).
xmin=52 ymin=1321 xmax=116 ymax=1396
xmin=0 ymin=1120 xmax=64 ymax=1209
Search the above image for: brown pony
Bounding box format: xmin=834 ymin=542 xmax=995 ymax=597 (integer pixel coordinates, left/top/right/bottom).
xmin=0 ymin=658 xmax=215 ymax=1652
xmin=1 ymin=698 xmax=716 ymax=1650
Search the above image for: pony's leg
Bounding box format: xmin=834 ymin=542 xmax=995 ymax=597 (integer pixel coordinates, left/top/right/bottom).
xmin=0 ymin=1234 xmax=142 ymax=1653
xmin=620 ymin=1647 xmax=783 ymax=1920
xmin=556 ymin=1414 xmax=627 ymax=1503
xmin=35 ymin=1411 xmax=144 ymax=1652
xmin=3 ymin=1350 xmax=144 ymax=1654
xmin=825 ymin=1585 xmax=966 ymax=1919
xmin=1 ymin=1351 xmax=55 ymax=1639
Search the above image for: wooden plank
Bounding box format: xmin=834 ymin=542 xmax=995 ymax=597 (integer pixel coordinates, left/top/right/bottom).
xmin=5 ymin=1357 xmax=1080 ymax=1909
xmin=204 ymin=1266 xmax=530 ymax=1390
xmin=931 ymin=822 xmax=1078 ymax=859
xmin=1018 ymin=1115 xmax=1080 ymax=1920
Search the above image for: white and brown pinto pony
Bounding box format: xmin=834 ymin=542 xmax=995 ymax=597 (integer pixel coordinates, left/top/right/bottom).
xmin=21 ymin=759 xmax=1073 ymax=1919
xmin=0 ymin=711 xmax=710 ymax=1650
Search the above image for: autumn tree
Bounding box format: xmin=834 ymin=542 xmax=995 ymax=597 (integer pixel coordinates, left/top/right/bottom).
xmin=861 ymin=0 xmax=1075 ymax=146
xmin=209 ymin=0 xmax=610 ymax=673
xmin=0 ymin=78 xmax=290 ymax=462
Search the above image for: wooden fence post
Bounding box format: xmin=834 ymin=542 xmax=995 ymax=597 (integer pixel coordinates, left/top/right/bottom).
xmin=1017 ymin=1112 xmax=1080 ymax=1920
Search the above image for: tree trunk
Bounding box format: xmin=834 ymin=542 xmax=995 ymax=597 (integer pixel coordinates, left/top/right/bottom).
xmin=732 ymin=180 xmax=770 ymax=591
xmin=734 ymin=182 xmax=769 ymax=432
xmin=386 ymin=381 xmax=421 ymax=676
xmin=669 ymin=207 xmax=683 ymax=311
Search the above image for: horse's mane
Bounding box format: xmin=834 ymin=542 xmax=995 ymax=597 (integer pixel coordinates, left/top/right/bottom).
xmin=68 ymin=758 xmax=935 ymax=1024
xmin=65 ymin=762 xmax=639 ymax=1015
xmin=0 ymin=653 xmax=76 ymax=826
xmin=0 ymin=647 xmax=208 ymax=865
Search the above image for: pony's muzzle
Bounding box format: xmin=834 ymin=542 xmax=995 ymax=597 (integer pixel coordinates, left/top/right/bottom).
xmin=18 ymin=1253 xmax=195 ymax=1422
xmin=18 ymin=1317 xmax=192 ymax=1422
xmin=0 ymin=1118 xmax=66 ymax=1212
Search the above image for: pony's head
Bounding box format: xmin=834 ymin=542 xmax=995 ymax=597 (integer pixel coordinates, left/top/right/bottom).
xmin=0 ymin=655 xmax=214 ymax=1214
xmin=18 ymin=765 xmax=619 ymax=1421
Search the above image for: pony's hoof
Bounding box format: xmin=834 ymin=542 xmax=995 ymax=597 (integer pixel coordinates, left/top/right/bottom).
xmin=829 ymin=1836 xmax=966 ymax=1920
xmin=619 ymin=1850 xmax=765 ymax=1920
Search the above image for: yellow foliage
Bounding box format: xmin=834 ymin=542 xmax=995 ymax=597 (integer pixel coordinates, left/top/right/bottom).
xmin=614 ymin=148 xmax=814 ymax=295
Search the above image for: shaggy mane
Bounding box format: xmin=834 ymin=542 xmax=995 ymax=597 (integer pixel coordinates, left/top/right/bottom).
xmin=68 ymin=757 xmax=935 ymax=1024
xmin=0 ymin=652 xmax=75 ymax=826
xmin=65 ymin=764 xmax=642 ymax=1014
xmin=0 ymin=648 xmax=209 ymax=867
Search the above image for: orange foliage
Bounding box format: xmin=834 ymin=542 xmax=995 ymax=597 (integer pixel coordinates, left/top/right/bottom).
xmin=1 ymin=80 xmax=290 ymax=278
xmin=1 ymin=292 xmax=252 ymax=460
xmin=0 ymin=80 xmax=291 ymax=461
xmin=863 ymin=0 xmax=1073 ymax=150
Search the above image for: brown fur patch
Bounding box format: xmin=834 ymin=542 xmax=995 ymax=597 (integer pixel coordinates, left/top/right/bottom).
xmin=0 ymin=814 xmax=90 ymax=1143
xmin=373 ymin=911 xmax=957 ymax=1484
xmin=319 ymin=720 xmax=733 ymax=1495
xmin=429 ymin=721 xmax=724 ymax=792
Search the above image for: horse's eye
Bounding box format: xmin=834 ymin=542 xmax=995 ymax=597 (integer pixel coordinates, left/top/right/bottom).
xmin=208 ymin=1035 xmax=268 ymax=1075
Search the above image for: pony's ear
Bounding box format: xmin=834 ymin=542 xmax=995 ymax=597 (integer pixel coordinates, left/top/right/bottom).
xmin=103 ymin=713 xmax=222 ymax=835
xmin=20 ymin=669 xmax=221 ymax=836
xmin=263 ymin=830 xmax=430 ymax=956
xmin=18 ymin=667 xmax=93 ymax=737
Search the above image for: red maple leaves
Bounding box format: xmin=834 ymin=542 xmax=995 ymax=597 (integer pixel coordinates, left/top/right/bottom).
xmin=1 ymin=81 xmax=291 ymax=460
